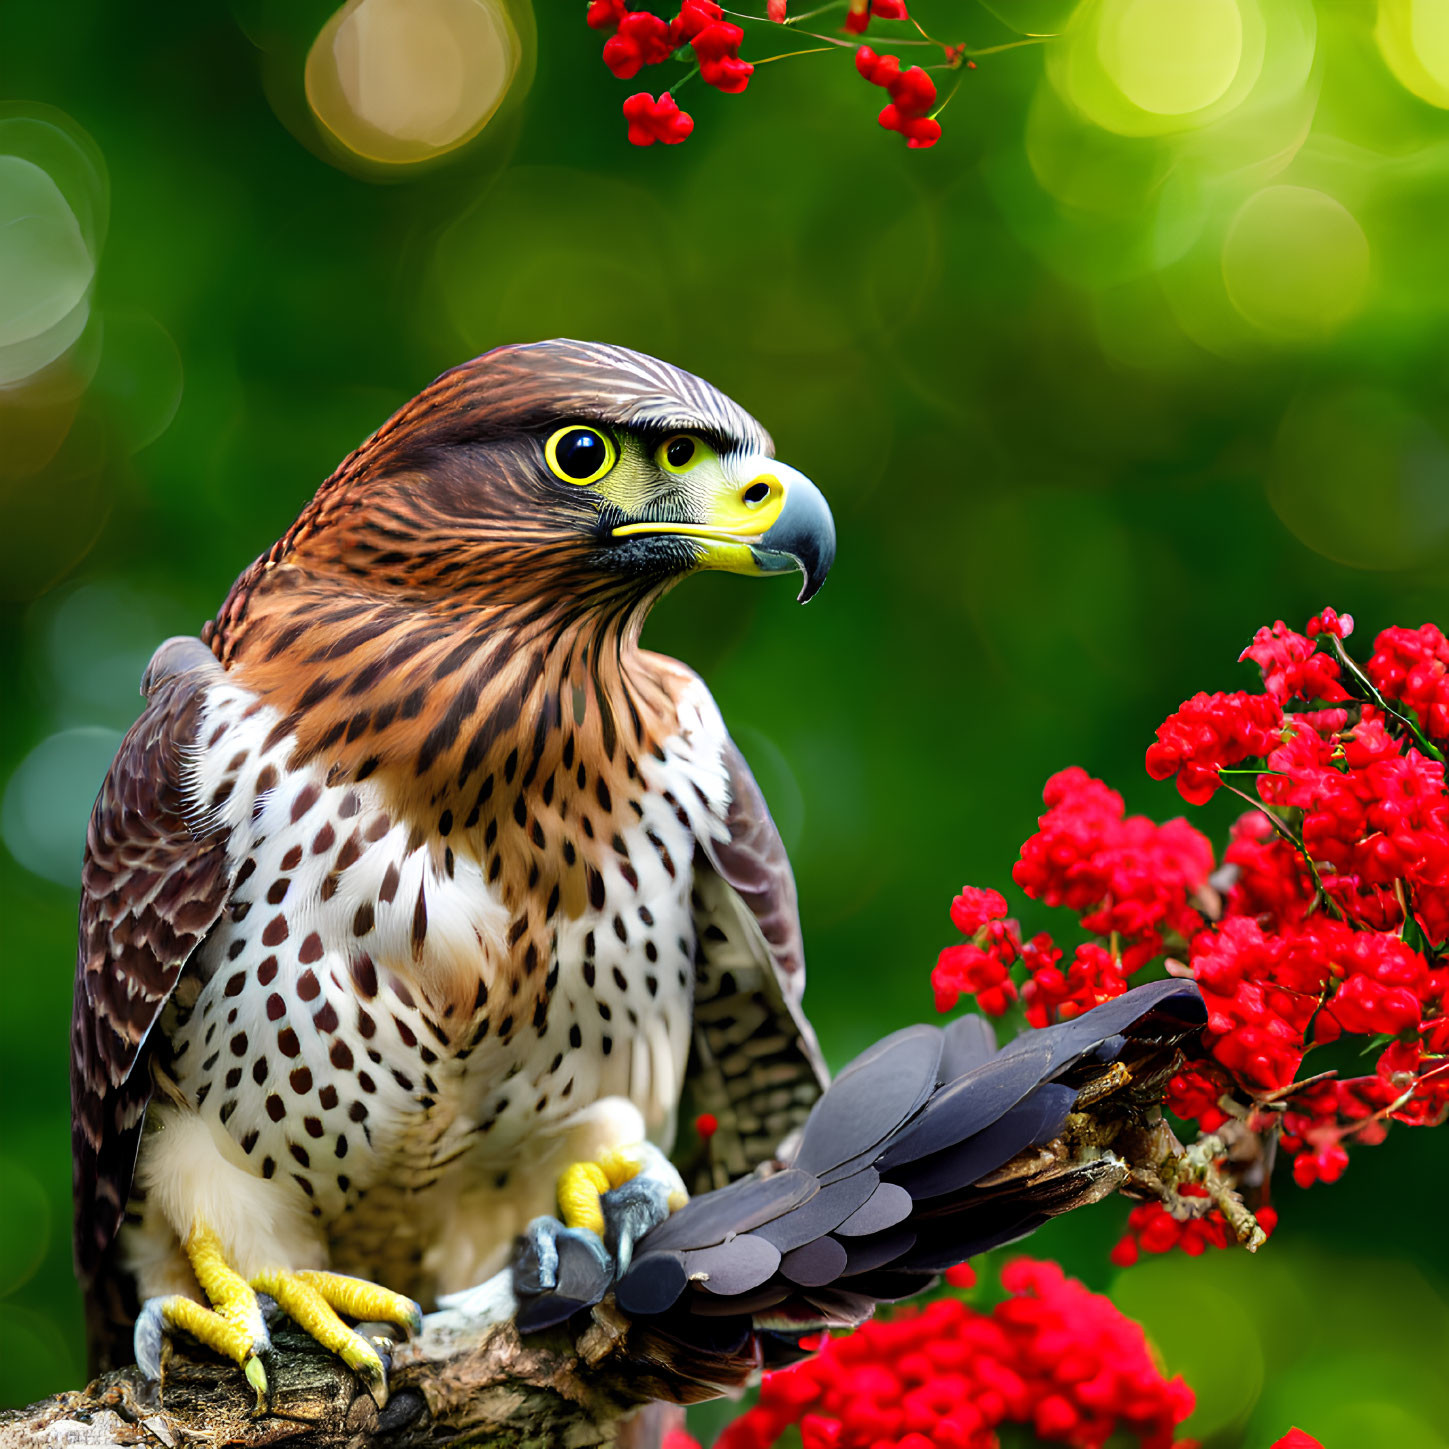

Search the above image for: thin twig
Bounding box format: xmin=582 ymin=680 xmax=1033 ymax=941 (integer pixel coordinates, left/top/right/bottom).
xmin=1327 ymin=634 xmax=1444 ymax=763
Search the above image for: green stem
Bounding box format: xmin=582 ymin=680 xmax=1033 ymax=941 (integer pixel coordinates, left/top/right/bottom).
xmin=929 ymin=73 xmax=964 ymax=119
xmin=1216 ymin=779 xmax=1346 ymax=922
xmin=667 ymin=63 xmax=701 ymax=95
xmin=753 ymin=44 xmax=837 ymax=62
xmin=1327 ymin=635 xmax=1445 ymax=763
xmin=784 ymin=0 xmax=847 ymax=22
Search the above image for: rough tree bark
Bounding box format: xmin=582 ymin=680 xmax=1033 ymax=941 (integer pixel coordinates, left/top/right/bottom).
xmin=0 ymin=1291 xmax=690 ymax=1449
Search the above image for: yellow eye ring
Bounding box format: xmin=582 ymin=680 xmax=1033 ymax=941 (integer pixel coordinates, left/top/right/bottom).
xmin=546 ymin=426 xmax=617 ymax=486
xmin=658 ymin=434 xmax=709 ymax=475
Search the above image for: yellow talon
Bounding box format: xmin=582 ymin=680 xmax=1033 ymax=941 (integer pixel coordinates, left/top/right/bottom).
xmin=250 ymin=1266 xmax=423 ymax=1406
xmin=596 ymin=1147 xmax=646 ymax=1188
xmin=556 ymin=1145 xmax=684 ymax=1235
xmin=136 ymin=1225 xmax=271 ymax=1407
xmin=558 ymin=1161 xmax=612 ymax=1234
xmin=153 ymin=1292 xmax=264 ymax=1376
xmin=291 ymin=1269 xmax=425 ymax=1337
xmin=185 ymin=1224 xmax=268 ymax=1346
xmin=143 ymin=1220 xmax=421 ymax=1410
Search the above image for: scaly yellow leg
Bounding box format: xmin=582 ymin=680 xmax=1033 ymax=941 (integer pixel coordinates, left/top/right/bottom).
xmin=251 ymin=1267 xmax=423 ymax=1408
xmin=134 ymin=1223 xmax=423 ymax=1411
xmin=134 ymin=1224 xmax=270 ymax=1405
xmin=556 ymin=1144 xmax=688 ymax=1235
xmin=291 ymin=1269 xmax=425 ymax=1336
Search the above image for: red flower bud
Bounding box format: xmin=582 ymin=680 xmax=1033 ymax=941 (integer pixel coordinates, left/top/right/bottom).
xmin=670 ymin=0 xmax=724 ymax=46
xmin=692 ymin=20 xmax=753 ymax=92
xmin=622 ymin=91 xmax=694 ymax=145
xmin=602 ymin=10 xmax=675 ymax=79
xmin=845 ymin=0 xmax=908 ymax=34
xmin=587 ymin=0 xmax=629 ymax=30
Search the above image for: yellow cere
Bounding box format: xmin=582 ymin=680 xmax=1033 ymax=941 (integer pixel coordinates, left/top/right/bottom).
xmin=613 ymin=446 xmax=787 ymax=543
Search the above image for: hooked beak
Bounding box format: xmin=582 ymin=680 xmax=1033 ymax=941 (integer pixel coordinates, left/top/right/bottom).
xmin=611 ymin=459 xmax=836 ymax=603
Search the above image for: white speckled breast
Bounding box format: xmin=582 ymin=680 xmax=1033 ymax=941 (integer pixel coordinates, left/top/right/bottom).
xmin=139 ymin=677 xmax=711 ymax=1296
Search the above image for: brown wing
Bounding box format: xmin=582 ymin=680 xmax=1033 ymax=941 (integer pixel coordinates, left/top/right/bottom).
xmin=71 ymin=636 xmax=233 ymax=1302
xmin=680 ymin=738 xmax=829 ymax=1192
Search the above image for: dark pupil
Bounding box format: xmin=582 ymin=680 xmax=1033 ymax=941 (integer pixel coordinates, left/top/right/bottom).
xmin=557 ymin=429 xmax=604 ymax=479
xmin=666 ymin=436 xmax=695 ymax=468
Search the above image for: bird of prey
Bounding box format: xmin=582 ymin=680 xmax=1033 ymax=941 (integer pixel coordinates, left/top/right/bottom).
xmin=70 ymin=339 xmax=1210 ymax=1413
xmin=71 ymin=341 xmax=837 ymax=1399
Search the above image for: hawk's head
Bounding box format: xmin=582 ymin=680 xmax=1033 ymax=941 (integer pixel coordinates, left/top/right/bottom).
xmin=270 ymin=339 xmax=835 ymax=616
xmin=207 ymin=341 xmax=836 ymax=798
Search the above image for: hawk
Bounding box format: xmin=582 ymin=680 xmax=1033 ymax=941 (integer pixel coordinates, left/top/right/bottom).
xmin=70 ymin=339 xmax=1210 ymax=1409
xmin=72 ymin=341 xmax=836 ymax=1397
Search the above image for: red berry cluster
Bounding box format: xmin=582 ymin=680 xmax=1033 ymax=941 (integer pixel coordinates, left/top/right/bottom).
xmin=1111 ymin=1193 xmax=1278 ymax=1268
xmin=711 ymin=1259 xmax=1196 ymax=1449
xmin=932 ymin=769 xmax=1214 ymax=1026
xmin=583 ymin=1 xmax=970 ymax=148
xmin=845 ymin=0 xmax=909 ymax=34
xmin=933 ymin=607 xmax=1449 ymax=1265
xmin=1367 ymin=622 xmax=1449 ymax=739
xmin=855 ymin=45 xmax=940 ymax=147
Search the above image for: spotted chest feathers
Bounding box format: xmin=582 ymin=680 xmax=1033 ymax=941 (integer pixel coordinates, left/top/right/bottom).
xmin=142 ymin=671 xmax=720 ymax=1268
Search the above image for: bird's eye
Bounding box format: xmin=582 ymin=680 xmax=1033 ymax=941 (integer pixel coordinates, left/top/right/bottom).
xmin=545 ymin=426 xmax=617 ymax=486
xmin=658 ymin=434 xmax=705 ymax=475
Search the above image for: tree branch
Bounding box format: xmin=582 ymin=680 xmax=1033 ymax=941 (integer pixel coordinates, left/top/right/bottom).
xmin=0 ymin=1289 xmax=688 ymax=1449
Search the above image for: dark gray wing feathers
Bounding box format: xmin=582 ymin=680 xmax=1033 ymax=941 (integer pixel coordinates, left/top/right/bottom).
xmin=514 ymin=979 xmax=1207 ymax=1393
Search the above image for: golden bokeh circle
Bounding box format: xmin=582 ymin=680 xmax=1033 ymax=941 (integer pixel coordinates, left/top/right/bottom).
xmin=1376 ymin=0 xmax=1449 ymax=111
xmin=1098 ymin=0 xmax=1244 ymax=117
xmin=305 ymin=0 xmax=521 ymax=165
xmin=1221 ymin=185 xmax=1370 ymax=341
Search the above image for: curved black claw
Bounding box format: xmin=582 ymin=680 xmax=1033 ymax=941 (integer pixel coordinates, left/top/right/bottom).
xmin=513 ymin=1217 xmax=613 ymax=1332
xmin=603 ymin=1175 xmax=673 ymax=1275
xmin=513 ymin=1173 xmax=675 ymax=1333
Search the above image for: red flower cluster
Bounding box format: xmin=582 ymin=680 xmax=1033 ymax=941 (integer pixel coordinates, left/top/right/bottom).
xmin=1021 ymin=941 xmax=1129 ymax=1030
xmin=1219 ymin=812 xmax=1313 ymax=929
xmin=855 ymin=45 xmax=941 ymax=147
xmin=933 ymin=886 xmax=1019 ymax=1015
xmin=1239 ymin=621 xmax=1349 ymax=706
xmin=674 ymin=2 xmax=753 ymax=92
xmin=587 ymin=1 xmax=969 ymax=148
xmin=603 ymin=10 xmax=674 ymax=77
xmin=1014 ymin=768 xmax=1212 ymax=969
xmin=1367 ymin=622 xmax=1449 ymax=741
xmin=715 ymin=1259 xmax=1195 ymax=1449
xmin=1150 ymin=620 xmax=1449 ymax=1193
xmin=589 ymin=1 xmax=753 ymax=144
xmin=1259 ymin=709 xmax=1449 ymax=936
xmin=846 ymin=0 xmax=911 ymax=34
xmin=622 ymin=91 xmax=693 ymax=144
xmin=1111 ymin=1191 xmax=1278 ymax=1267
xmin=935 ymin=769 xmax=1213 ymax=1026
xmin=1145 ymin=691 xmax=1284 ymax=806
xmin=933 ymin=608 xmax=1449 ymax=1269
xmin=1163 ymin=1063 xmax=1233 ymax=1133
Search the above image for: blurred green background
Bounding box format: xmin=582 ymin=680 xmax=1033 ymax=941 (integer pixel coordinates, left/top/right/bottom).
xmin=4 ymin=0 xmax=1449 ymax=1441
